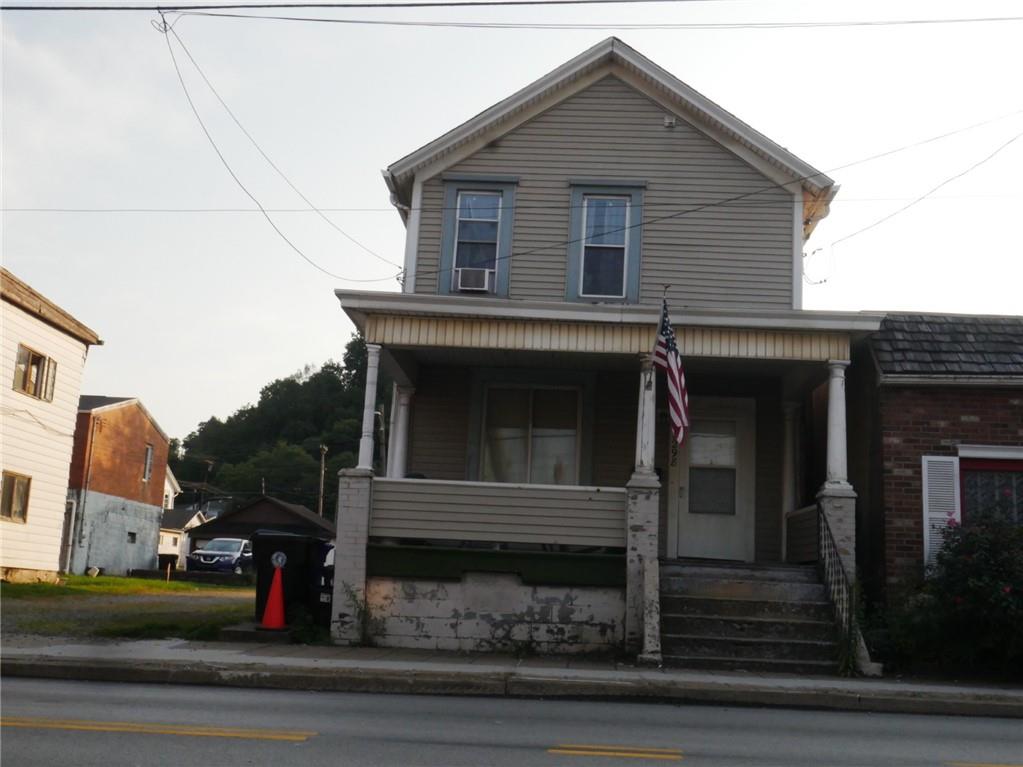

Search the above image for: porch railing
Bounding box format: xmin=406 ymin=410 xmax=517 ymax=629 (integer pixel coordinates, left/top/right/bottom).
xmin=369 ymin=477 xmax=628 ymax=548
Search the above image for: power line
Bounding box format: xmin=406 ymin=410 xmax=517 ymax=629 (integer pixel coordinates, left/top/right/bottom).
xmin=155 ymin=14 xmax=398 ymax=283
xmin=829 ymin=129 xmax=1023 ymax=248
xmin=1 ymin=0 xmax=740 ymax=10
xmin=7 ymin=194 xmax=1023 ymax=213
xmin=179 ymin=10 xmax=1023 ymax=30
xmin=167 ymin=23 xmax=401 ymax=269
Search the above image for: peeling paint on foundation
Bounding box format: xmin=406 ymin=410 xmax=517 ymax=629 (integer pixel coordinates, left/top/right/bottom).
xmin=365 ymin=572 xmax=625 ymax=654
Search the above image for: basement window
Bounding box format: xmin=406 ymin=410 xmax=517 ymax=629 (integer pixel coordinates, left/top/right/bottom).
xmin=127 ymin=532 xmax=137 ymax=544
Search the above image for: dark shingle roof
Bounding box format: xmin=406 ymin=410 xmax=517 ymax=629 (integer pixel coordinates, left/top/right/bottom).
xmin=161 ymin=507 xmax=203 ymax=530
xmin=79 ymin=395 xmax=134 ymax=412
xmin=872 ymin=314 xmax=1023 ymax=377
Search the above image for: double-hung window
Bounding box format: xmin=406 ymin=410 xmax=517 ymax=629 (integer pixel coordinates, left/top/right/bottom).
xmin=143 ymin=444 xmax=155 ymax=482
xmin=580 ymin=196 xmax=629 ymax=298
xmin=566 ymin=182 xmax=644 ymax=303
xmin=481 ymin=386 xmax=580 ymax=486
xmin=438 ymin=175 xmax=517 ymax=297
xmin=12 ymin=344 xmax=56 ymax=402
xmin=453 ymin=191 xmax=501 ymax=290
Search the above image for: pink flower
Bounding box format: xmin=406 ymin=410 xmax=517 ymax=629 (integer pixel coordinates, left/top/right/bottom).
xmin=954 ymin=596 xmax=964 ymax=605
xmin=1003 ymin=585 xmax=1013 ymax=595
xmin=947 ymin=519 xmax=960 ymax=528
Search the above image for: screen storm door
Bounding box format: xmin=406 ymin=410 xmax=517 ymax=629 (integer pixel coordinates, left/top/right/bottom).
xmin=669 ymin=398 xmax=756 ymax=561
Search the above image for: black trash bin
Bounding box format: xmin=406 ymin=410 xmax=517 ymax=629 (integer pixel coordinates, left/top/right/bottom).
xmin=252 ymin=531 xmax=333 ymax=628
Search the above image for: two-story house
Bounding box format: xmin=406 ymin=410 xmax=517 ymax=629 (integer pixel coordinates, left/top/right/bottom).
xmin=67 ymin=396 xmax=171 ymax=575
xmin=1 ymin=269 xmax=102 ymax=582
xmin=331 ymin=38 xmax=882 ymax=674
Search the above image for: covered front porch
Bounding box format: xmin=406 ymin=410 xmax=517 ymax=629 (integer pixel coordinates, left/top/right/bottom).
xmin=330 ymin=292 xmax=877 ymax=660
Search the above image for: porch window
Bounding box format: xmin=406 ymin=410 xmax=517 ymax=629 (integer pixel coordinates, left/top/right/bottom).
xmin=481 ymin=387 xmax=579 ymax=485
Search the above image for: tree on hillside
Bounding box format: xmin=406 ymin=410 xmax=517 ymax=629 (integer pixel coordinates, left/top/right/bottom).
xmin=171 ymin=333 xmax=390 ymax=518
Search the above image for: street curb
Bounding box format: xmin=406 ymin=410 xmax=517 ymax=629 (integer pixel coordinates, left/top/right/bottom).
xmin=4 ymin=658 xmax=1021 ymax=719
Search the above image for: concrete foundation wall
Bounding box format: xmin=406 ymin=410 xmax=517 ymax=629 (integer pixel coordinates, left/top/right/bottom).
xmin=365 ymin=572 xmax=625 ymax=654
xmin=69 ymin=490 xmax=161 ymax=576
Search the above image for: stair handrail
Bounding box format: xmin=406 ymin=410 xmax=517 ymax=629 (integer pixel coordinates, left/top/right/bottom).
xmin=816 ymin=501 xmax=882 ymax=676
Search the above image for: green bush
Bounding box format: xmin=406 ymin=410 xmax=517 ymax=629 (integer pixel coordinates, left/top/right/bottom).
xmin=888 ymin=510 xmax=1023 ymax=676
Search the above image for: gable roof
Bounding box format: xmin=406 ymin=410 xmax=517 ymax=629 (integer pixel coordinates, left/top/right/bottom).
xmin=78 ymin=395 xmax=170 ymax=442
xmin=161 ymin=507 xmax=205 ymax=531
xmin=188 ymin=495 xmax=336 ymax=540
xmin=385 ymin=37 xmax=835 ymax=230
xmin=1 ymin=267 xmax=102 ymax=347
xmin=872 ymin=314 xmax=1023 ymax=379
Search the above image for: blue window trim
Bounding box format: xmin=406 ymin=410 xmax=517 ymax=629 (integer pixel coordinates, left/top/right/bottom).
xmin=439 ymin=180 xmax=517 ymax=297
xmin=566 ymin=185 xmax=644 ymax=304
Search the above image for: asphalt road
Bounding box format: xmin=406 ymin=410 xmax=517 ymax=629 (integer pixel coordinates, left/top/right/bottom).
xmin=2 ymin=678 xmax=1021 ymax=767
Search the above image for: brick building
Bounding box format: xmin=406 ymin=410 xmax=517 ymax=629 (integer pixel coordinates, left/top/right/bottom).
xmin=849 ymin=315 xmax=1023 ymax=604
xmin=67 ymin=396 xmax=170 ymax=575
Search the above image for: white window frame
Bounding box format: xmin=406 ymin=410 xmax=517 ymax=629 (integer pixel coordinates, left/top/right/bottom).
xmin=578 ymin=194 xmax=629 ymax=300
xmin=452 ymin=190 xmax=502 ymax=289
xmin=480 ymin=384 xmax=582 ymax=485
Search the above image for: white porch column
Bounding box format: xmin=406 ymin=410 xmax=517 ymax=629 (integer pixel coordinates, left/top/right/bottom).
xmin=357 ymin=343 xmax=382 ymax=471
xmin=627 ymin=354 xmax=661 ymax=662
xmin=385 ymin=382 xmax=399 ymax=477
xmin=390 ymin=385 xmax=415 ymax=478
xmin=634 ymin=356 xmax=657 ymax=475
xmin=823 ymin=359 xmax=852 ymax=492
xmin=780 ymin=401 xmax=798 ymax=562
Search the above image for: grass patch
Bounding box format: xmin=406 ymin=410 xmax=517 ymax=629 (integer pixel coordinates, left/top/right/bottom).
xmin=2 ymin=575 xmax=250 ymax=600
xmin=94 ymin=605 xmax=252 ymax=641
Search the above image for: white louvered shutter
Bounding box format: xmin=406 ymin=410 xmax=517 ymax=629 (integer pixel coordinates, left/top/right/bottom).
xmin=921 ymin=455 xmax=961 ymax=566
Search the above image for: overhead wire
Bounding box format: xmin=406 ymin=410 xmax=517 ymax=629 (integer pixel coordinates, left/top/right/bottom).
xmin=154 ymin=12 xmax=399 ymax=283
xmin=176 ymin=10 xmax=1023 ymax=30
xmin=1 ymin=0 xmax=743 ymax=10
xmin=167 ymin=23 xmax=401 ymax=269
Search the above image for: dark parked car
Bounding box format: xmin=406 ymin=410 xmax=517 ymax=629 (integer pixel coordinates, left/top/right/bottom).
xmin=187 ymin=538 xmax=253 ymax=574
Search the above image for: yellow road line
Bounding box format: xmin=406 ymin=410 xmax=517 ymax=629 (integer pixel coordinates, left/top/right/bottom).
xmin=548 ymin=744 xmax=683 ymax=761
xmin=1 ymin=717 xmax=316 ymax=742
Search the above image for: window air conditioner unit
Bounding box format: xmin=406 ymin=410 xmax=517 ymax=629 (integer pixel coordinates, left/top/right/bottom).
xmin=456 ymin=267 xmax=492 ymax=292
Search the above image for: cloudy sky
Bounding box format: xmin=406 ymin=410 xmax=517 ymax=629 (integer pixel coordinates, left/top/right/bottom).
xmin=3 ymin=0 xmax=1022 ymax=440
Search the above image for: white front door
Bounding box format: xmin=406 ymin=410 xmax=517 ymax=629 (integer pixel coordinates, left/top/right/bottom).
xmin=669 ymin=397 xmax=756 ymax=562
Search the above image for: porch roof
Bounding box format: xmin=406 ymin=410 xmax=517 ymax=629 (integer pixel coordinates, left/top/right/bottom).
xmin=336 ymin=290 xmax=882 ymax=363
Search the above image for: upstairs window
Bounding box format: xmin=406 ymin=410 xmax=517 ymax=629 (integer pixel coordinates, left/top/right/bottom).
xmin=1 ymin=471 xmax=31 ymax=523
xmin=438 ymin=175 xmax=517 ymax=297
xmin=143 ymin=444 xmax=154 ymax=482
xmin=12 ymin=345 xmax=56 ymax=402
xmin=581 ymin=196 xmax=629 ymax=298
xmin=566 ymin=182 xmax=644 ymax=303
xmin=454 ymin=192 xmax=501 ymax=289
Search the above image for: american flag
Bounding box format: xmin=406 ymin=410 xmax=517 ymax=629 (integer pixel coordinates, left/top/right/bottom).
xmin=652 ymin=299 xmax=690 ymax=445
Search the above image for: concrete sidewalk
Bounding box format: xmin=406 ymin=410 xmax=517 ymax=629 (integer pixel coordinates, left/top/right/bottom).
xmin=2 ymin=634 xmax=1021 ymax=719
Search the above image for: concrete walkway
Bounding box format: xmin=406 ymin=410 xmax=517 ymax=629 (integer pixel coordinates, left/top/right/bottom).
xmin=2 ymin=634 xmax=1021 ymax=719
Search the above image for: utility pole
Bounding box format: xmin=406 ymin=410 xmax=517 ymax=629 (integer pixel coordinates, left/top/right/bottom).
xmin=318 ymin=444 xmax=328 ymax=517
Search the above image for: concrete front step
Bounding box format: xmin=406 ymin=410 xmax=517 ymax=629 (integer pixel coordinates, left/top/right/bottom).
xmin=661 ymin=655 xmax=837 ymax=675
xmin=662 ymin=634 xmax=836 ymax=662
xmin=661 ymin=595 xmax=834 ymax=622
xmin=661 ymin=576 xmax=827 ymax=602
xmin=661 ymin=614 xmax=836 ymax=642
xmin=660 ymin=561 xmax=820 ymax=583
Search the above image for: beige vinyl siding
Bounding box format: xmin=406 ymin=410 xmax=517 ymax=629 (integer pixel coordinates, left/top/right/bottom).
xmin=408 ymin=366 xmax=471 ymax=480
xmin=371 ymin=477 xmax=627 ymax=547
xmin=593 ymin=372 xmax=636 ymax=488
xmin=1 ymin=302 xmax=89 ymax=572
xmin=415 ymin=74 xmax=794 ymax=309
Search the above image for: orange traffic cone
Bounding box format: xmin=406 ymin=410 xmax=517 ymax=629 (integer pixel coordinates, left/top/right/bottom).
xmin=260 ymin=566 xmax=286 ymax=630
